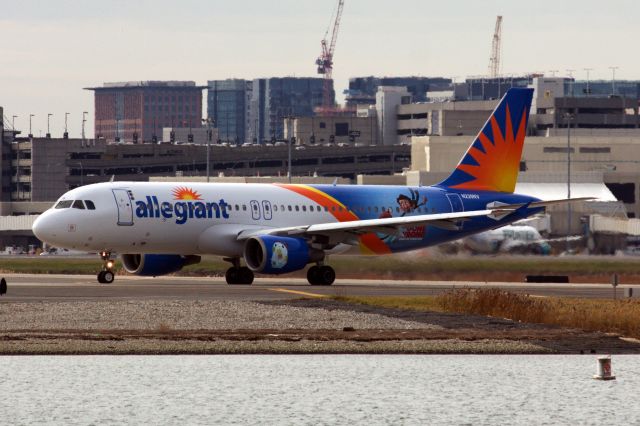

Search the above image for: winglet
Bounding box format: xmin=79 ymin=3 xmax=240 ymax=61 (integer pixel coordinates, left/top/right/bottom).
xmin=438 ymin=88 xmax=534 ymax=193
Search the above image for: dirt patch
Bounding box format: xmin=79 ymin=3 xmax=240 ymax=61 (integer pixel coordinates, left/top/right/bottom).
xmin=262 ymin=299 xmax=640 ymax=354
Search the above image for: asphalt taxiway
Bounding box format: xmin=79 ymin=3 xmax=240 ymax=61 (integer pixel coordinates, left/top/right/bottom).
xmin=0 ymin=274 xmax=636 ymax=302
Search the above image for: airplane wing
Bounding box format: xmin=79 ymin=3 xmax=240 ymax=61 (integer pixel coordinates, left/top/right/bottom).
xmin=237 ymin=209 xmax=507 ymax=241
xmin=488 ymin=197 xmax=595 ymax=210
xmin=236 ymin=198 xmax=593 ymax=243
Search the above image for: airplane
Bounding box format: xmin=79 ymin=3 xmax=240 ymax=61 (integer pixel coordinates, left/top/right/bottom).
xmin=463 ymin=225 xmax=552 ymax=255
xmin=31 ymin=88 xmax=590 ymax=285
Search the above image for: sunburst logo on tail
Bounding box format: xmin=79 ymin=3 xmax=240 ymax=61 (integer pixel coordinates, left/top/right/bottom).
xmin=172 ymin=186 xmax=202 ymax=200
xmin=451 ymin=105 xmax=528 ymax=193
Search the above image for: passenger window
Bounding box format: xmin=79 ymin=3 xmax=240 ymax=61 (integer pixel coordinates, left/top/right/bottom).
xmin=235 ymin=205 xmax=239 ymax=211
xmin=281 ymin=205 xmax=285 ymax=212
xmin=324 ymin=206 xmax=329 ymax=212
xmin=273 ymin=205 xmax=278 ymax=212
xmin=302 ymin=206 xmax=307 ymax=212
xmin=55 ymin=200 xmax=72 ymax=209
xmin=295 ymin=206 xmax=300 ymax=212
xmin=288 ymin=205 xmax=292 ymax=211
xmin=85 ymin=200 xmax=96 ymax=210
xmin=242 ymin=205 xmax=247 ymax=211
xmin=72 ymin=200 xmax=85 ymax=209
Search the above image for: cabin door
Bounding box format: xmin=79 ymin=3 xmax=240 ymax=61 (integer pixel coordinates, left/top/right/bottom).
xmin=112 ymin=189 xmax=134 ymax=226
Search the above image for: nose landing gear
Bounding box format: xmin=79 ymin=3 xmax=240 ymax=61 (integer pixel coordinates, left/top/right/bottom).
xmin=97 ymin=251 xmax=115 ymax=284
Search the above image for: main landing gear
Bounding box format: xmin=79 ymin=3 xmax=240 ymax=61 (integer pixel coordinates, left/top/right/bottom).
xmin=97 ymin=251 xmax=115 ymax=284
xmin=222 ymin=259 xmax=335 ymax=286
xmin=224 ymin=258 xmax=254 ymax=285
xmin=307 ymin=264 xmax=335 ymax=286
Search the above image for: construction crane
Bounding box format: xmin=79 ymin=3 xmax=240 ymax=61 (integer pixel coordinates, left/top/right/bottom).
xmin=488 ymin=16 xmax=503 ymax=78
xmin=316 ymin=0 xmax=344 ymax=110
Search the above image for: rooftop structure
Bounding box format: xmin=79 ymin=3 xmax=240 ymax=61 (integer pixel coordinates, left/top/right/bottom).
xmin=345 ymin=76 xmax=452 ymax=106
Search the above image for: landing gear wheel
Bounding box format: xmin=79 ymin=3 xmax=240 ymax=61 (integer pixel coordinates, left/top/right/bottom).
xmin=307 ymin=266 xmax=320 ymax=285
xmin=226 ymin=267 xmax=254 ymax=285
xmin=225 ymin=267 xmax=239 ymax=284
xmin=308 ymin=265 xmax=335 ymax=286
xmin=97 ymin=270 xmax=115 ymax=284
xmin=238 ymin=267 xmax=254 ymax=285
xmin=102 ymin=270 xmax=114 ymax=284
xmin=318 ymin=266 xmax=335 ymax=285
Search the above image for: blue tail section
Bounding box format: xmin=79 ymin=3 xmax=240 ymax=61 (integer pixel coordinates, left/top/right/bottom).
xmin=438 ymin=88 xmax=534 ymax=193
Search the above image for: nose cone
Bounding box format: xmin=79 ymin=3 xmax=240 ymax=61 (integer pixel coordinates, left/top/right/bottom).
xmin=32 ymin=212 xmax=55 ymax=244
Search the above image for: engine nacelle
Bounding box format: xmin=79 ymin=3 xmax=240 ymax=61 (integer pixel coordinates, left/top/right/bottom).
xmin=121 ymin=254 xmax=201 ymax=276
xmin=244 ymin=235 xmax=321 ymax=274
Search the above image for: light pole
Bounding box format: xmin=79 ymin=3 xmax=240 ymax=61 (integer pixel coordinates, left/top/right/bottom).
xmin=285 ymin=116 xmax=294 ymax=183
xmin=76 ymin=161 xmax=84 ymax=186
xmin=46 ymin=113 xmax=52 ymax=138
xmin=583 ymin=68 xmax=593 ymax=96
xmin=566 ymin=69 xmax=575 ymax=96
xmin=29 ymin=114 xmax=34 ymax=138
xmin=609 ymin=66 xmax=619 ymax=95
xmin=565 ymin=112 xmax=574 ymax=253
xmin=64 ymin=112 xmax=69 ymax=139
xmin=82 ymin=112 xmax=88 ymax=142
xmin=202 ymin=118 xmax=213 ymax=182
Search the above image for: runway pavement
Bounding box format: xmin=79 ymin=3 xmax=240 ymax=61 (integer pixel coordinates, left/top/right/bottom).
xmin=0 ymin=273 xmax=636 ymax=302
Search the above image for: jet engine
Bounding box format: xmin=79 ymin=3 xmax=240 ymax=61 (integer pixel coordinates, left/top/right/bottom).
xmin=121 ymin=254 xmax=201 ymax=276
xmin=244 ymin=235 xmax=322 ymax=274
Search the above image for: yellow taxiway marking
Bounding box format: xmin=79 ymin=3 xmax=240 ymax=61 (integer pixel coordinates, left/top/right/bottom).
xmin=269 ymin=288 xmax=329 ymax=298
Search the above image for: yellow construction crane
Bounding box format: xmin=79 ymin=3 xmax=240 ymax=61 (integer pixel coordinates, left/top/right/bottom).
xmin=489 ymin=16 xmax=503 ymax=78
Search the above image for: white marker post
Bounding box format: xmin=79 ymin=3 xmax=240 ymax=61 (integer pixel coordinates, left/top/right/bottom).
xmin=593 ymin=356 xmax=616 ymax=380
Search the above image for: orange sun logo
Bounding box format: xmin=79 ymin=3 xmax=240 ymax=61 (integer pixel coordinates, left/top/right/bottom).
xmin=172 ymin=186 xmax=203 ymax=200
xmin=452 ymin=105 xmax=528 ymax=193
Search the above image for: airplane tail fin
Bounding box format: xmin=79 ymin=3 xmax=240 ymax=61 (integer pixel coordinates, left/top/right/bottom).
xmin=438 ymin=87 xmax=534 ymax=193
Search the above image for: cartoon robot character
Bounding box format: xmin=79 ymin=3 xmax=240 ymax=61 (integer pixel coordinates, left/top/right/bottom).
xmin=271 ymin=241 xmax=289 ymax=269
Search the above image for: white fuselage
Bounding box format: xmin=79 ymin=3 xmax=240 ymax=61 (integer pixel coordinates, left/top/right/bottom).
xmin=33 ymin=182 xmax=357 ymax=256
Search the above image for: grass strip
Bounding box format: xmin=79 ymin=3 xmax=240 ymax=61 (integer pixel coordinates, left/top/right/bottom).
xmin=335 ymin=289 xmax=640 ymax=340
xmin=4 ymin=255 xmax=640 ymax=277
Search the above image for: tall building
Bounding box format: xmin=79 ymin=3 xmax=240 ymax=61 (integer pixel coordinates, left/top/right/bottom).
xmin=345 ymin=76 xmax=452 ymax=106
xmin=376 ymin=86 xmax=411 ymax=145
xmin=86 ymin=81 xmax=206 ymax=143
xmin=251 ymin=77 xmax=328 ymax=142
xmin=207 ymin=79 xmax=253 ymax=144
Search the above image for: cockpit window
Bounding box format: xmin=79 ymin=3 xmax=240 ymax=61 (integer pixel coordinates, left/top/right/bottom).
xmin=72 ymin=200 xmax=85 ymax=210
xmin=55 ymin=200 xmax=73 ymax=209
xmin=85 ymin=200 xmax=96 ymax=210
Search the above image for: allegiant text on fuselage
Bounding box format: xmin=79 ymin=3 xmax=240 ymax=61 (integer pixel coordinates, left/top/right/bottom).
xmin=135 ymin=196 xmax=230 ymax=224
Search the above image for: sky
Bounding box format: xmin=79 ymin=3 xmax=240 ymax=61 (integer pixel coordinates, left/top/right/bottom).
xmin=1 ymin=0 xmax=638 ymax=138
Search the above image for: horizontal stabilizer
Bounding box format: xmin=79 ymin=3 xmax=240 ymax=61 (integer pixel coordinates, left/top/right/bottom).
xmin=488 ymin=197 xmax=596 ymax=211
